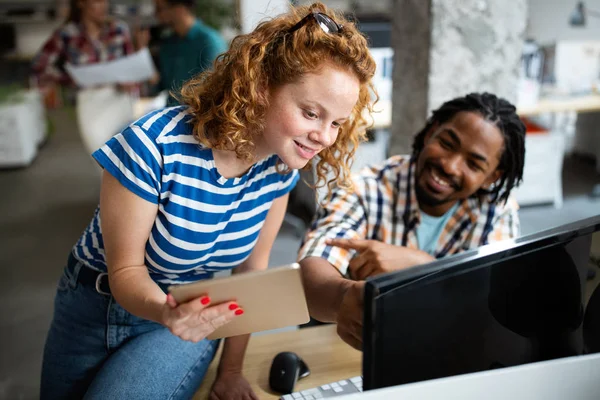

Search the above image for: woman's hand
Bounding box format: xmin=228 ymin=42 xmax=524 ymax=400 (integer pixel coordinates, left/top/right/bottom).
xmin=161 ymin=294 xmax=243 ymax=342
xmin=209 ymin=371 xmax=258 ymax=400
xmin=116 ymin=82 xmax=140 ymax=95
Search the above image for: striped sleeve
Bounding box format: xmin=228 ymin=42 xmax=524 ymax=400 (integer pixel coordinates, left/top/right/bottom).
xmin=297 ymin=183 xmax=368 ymax=276
xmin=276 ymin=170 xmax=299 ymax=197
xmin=92 ymin=123 xmax=163 ymax=203
xmin=485 ymin=195 xmax=521 ymax=243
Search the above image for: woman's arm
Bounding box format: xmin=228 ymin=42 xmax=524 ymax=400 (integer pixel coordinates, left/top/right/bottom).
xmin=101 ymin=170 xmax=240 ymax=339
xmin=210 ymin=194 xmax=289 ymax=399
xmin=31 ymin=28 xmax=70 ymax=88
xmin=99 ymin=169 xmax=168 ymax=323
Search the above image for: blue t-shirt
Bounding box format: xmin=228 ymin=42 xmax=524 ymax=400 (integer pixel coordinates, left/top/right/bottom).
xmin=72 ymin=106 xmax=299 ymax=284
xmin=416 ymin=203 xmax=459 ymax=255
xmin=159 ymin=20 xmax=228 ymax=106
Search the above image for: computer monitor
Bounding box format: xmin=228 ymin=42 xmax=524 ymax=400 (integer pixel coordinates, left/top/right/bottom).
xmin=362 ymin=214 xmax=600 ymax=391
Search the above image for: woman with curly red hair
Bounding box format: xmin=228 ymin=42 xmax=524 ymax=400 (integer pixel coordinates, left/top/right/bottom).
xmin=40 ymin=2 xmax=376 ymax=399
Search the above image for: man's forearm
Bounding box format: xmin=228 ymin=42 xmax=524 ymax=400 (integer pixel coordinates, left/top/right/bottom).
xmin=218 ymin=334 xmax=251 ymax=375
xmin=299 ymin=257 xmax=353 ymax=323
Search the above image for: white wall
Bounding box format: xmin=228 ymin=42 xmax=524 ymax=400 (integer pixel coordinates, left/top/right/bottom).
xmin=14 ymin=22 xmax=61 ymax=58
xmin=239 ymin=0 xmax=290 ymax=33
xmin=527 ymin=0 xmax=600 ymax=44
xmin=296 ymin=0 xmax=391 ymax=13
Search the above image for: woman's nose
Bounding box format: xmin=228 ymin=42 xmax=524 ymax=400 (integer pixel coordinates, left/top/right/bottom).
xmin=308 ymin=127 xmax=336 ymax=148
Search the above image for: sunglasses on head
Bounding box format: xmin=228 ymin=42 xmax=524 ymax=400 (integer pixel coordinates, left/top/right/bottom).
xmin=288 ymin=11 xmax=343 ymax=35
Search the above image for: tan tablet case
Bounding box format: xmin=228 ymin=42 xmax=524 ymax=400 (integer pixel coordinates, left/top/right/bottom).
xmin=168 ymin=264 xmax=310 ymax=339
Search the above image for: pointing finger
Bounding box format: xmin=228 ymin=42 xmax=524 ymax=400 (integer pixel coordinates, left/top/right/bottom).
xmin=326 ymin=238 xmax=370 ymax=250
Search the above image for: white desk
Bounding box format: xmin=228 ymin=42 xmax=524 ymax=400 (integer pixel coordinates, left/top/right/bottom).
xmin=194 ymin=325 xmax=600 ymax=400
xmin=517 ymin=94 xmax=600 ymax=203
xmin=518 ymin=94 xmax=600 ymax=117
xmin=340 ymin=353 xmax=600 ymax=400
xmin=365 ymin=95 xmax=600 ymax=129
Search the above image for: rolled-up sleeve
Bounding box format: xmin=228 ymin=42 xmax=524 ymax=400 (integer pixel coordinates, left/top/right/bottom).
xmin=297 ymin=183 xmax=368 ymax=276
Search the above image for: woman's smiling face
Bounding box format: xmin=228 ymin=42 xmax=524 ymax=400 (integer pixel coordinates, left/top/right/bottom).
xmin=259 ymin=64 xmax=360 ymax=170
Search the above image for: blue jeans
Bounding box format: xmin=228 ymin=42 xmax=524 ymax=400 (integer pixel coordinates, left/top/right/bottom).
xmin=40 ymin=253 xmax=219 ymax=399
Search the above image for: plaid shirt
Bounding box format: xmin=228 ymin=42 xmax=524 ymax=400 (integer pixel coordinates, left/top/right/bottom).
xmin=298 ymin=155 xmax=520 ymax=275
xmin=31 ymin=20 xmax=134 ymax=87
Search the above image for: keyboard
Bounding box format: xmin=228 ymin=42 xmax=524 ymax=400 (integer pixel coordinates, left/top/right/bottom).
xmin=280 ymin=376 xmax=362 ymax=399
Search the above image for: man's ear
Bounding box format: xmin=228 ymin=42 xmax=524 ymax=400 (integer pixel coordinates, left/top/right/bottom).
xmin=483 ymin=169 xmax=503 ymax=190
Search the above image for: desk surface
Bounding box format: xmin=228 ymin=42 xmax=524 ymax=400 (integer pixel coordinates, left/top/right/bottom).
xmin=517 ymin=94 xmax=600 ymax=116
xmin=194 ymin=325 xmax=361 ymax=399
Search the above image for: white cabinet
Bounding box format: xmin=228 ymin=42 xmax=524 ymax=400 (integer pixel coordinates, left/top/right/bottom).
xmin=0 ymin=90 xmax=47 ymax=168
xmin=514 ymin=132 xmax=565 ymax=208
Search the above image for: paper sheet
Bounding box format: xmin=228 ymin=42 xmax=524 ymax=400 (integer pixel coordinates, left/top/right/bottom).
xmin=65 ymin=48 xmax=156 ymax=88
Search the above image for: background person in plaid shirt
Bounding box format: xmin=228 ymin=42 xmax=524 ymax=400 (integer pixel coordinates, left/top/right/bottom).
xmin=31 ymin=0 xmax=137 ymax=93
xmin=298 ymin=92 xmax=527 ymax=350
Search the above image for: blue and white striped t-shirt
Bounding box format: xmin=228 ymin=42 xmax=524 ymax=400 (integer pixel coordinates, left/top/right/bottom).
xmin=72 ymin=106 xmax=299 ymax=284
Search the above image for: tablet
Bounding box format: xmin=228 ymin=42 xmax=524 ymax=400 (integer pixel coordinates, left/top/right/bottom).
xmin=168 ymin=264 xmax=310 ymax=340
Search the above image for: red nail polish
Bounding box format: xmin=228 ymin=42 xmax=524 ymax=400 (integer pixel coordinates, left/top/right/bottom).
xmin=235 ymin=309 xmax=244 ymax=316
xmin=200 ymin=296 xmax=210 ymax=305
xmin=229 ymin=303 xmax=239 ymax=310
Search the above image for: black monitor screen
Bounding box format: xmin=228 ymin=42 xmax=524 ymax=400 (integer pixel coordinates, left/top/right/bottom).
xmin=363 ymin=215 xmax=600 ymax=391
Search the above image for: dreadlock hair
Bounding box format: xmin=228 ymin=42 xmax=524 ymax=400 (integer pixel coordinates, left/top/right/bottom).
xmin=411 ymin=92 xmax=526 ymax=205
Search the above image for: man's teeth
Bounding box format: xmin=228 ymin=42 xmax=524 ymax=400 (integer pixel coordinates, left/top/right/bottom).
xmin=431 ymin=170 xmax=450 ymax=187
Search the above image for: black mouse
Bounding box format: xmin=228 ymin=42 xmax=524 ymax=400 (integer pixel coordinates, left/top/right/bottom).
xmin=268 ymin=351 xmax=310 ymax=394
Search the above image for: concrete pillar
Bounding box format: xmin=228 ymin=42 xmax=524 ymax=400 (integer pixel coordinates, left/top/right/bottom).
xmin=389 ymin=0 xmax=528 ymax=155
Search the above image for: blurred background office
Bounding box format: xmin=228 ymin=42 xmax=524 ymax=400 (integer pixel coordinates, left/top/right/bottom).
xmin=0 ymin=0 xmax=599 ymax=398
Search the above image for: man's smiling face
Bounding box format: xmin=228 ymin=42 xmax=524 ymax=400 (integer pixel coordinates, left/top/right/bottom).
xmin=415 ymin=111 xmax=505 ymax=216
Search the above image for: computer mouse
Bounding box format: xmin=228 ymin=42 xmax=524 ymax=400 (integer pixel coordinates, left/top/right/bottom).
xmin=268 ymin=351 xmax=310 ymax=394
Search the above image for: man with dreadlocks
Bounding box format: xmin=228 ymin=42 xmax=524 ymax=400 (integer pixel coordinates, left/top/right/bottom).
xmin=298 ymin=92 xmax=527 ymax=350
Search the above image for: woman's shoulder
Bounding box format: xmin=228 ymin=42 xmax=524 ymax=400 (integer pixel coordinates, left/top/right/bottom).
xmin=106 ymin=18 xmax=131 ymax=34
xmin=253 ymin=155 xmax=299 ymax=181
xmin=130 ymin=106 xmax=194 ymax=140
xmin=56 ymin=19 xmax=129 ymax=37
xmin=56 ymin=21 xmax=81 ymax=37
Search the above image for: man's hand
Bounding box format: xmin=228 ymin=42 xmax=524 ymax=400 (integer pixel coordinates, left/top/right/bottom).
xmin=209 ymin=371 xmax=258 ymax=400
xmin=327 ymin=238 xmax=435 ymax=280
xmin=336 ymin=281 xmax=365 ymax=350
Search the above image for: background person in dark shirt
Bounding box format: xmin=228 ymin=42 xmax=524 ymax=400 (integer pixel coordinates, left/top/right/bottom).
xmin=138 ymin=0 xmax=228 ymax=106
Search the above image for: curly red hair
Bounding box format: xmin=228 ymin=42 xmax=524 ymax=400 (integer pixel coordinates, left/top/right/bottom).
xmin=178 ymin=2 xmax=377 ymax=195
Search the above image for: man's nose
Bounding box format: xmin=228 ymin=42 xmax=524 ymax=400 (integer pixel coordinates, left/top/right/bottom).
xmin=441 ymin=154 xmax=462 ymax=176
